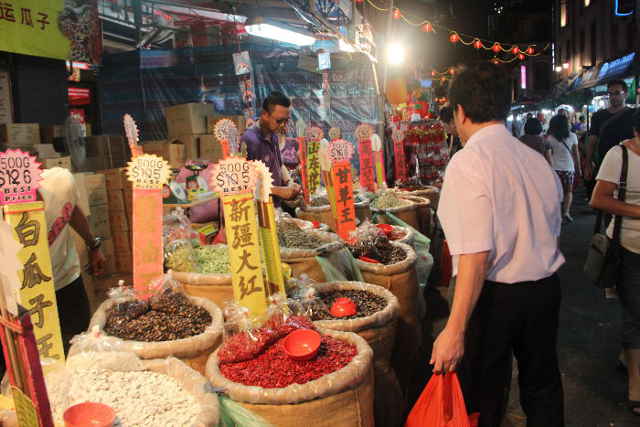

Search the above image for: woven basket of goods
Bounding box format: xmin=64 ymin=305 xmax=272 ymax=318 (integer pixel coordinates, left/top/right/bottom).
xmin=296 ymin=194 xmax=370 ymax=232
xmin=278 ymin=219 xmax=344 ymax=282
xmin=206 ymin=316 xmax=374 ymax=427
xmin=402 ymin=185 xmax=440 ymax=209
xmin=397 ymin=195 xmax=431 ymax=237
xmin=348 ymin=225 xmax=421 ymax=397
xmin=47 ymin=352 xmax=219 ymax=426
xmin=87 ymin=286 xmax=223 ymax=375
xmin=305 ymin=281 xmax=405 ymax=427
xmin=370 ymin=190 xmax=420 ymax=231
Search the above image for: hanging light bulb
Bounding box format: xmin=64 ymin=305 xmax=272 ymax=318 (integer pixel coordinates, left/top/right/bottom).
xmin=511 ymin=46 xmax=520 ymax=54
xmin=473 ymin=39 xmax=483 ymax=49
xmin=518 ymin=53 xmax=525 ymax=61
xmin=393 ymin=8 xmax=401 ymax=19
xmin=526 ymin=46 xmax=535 ymax=55
xmin=449 ymin=67 xmax=455 ymax=75
xmin=421 ymin=22 xmax=433 ymax=33
xmin=491 ymin=57 xmax=500 ymax=64
xmin=492 ymin=42 xmax=502 ymax=53
xmin=449 ymin=32 xmax=460 ymax=43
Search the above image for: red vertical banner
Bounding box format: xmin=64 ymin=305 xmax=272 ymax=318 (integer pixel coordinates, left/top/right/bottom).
xmin=358 ymin=139 xmax=376 ymax=192
xmin=393 ymin=129 xmax=407 ymax=182
xmin=330 ymin=160 xmax=357 ymax=242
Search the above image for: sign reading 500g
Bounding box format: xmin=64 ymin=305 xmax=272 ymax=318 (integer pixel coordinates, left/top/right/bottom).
xmin=211 ymin=157 xmax=257 ymax=195
xmin=126 ymin=154 xmax=171 ymax=189
xmin=0 ymin=150 xmax=42 ymax=205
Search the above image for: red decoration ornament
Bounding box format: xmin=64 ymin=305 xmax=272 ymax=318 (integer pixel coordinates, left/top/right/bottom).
xmin=431 ymin=70 xmax=436 ymax=77
xmin=473 ymin=39 xmax=483 ymax=49
xmin=421 ymin=22 xmax=433 ymax=33
xmin=518 ymin=53 xmax=525 ymax=61
xmin=393 ymin=8 xmax=401 ymax=19
xmin=449 ymin=67 xmax=455 ymax=75
xmin=449 ymin=33 xmax=460 ymax=43
xmin=491 ymin=57 xmax=500 ymax=64
xmin=526 ymin=46 xmax=535 ymax=55
xmin=491 ymin=42 xmax=502 ymax=53
xmin=355 ymin=0 xmax=364 ymax=2
xmin=511 ymin=46 xmax=520 ymax=54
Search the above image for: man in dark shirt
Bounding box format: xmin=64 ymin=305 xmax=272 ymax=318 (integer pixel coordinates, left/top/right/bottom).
xmin=241 ymin=92 xmax=300 ymax=204
xmin=585 ymin=80 xmax=635 ymax=180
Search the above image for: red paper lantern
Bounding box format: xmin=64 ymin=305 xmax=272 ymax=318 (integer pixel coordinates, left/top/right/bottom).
xmin=473 ymin=39 xmax=483 ymax=49
xmin=431 ymin=70 xmax=436 ymax=77
xmin=393 ymin=8 xmax=401 ymax=19
xmin=518 ymin=53 xmax=525 ymax=61
xmin=449 ymin=33 xmax=460 ymax=44
xmin=491 ymin=42 xmax=502 ymax=53
xmin=526 ymin=46 xmax=535 ymax=55
xmin=421 ymin=22 xmax=433 ymax=33
xmin=511 ymin=46 xmax=520 ymax=54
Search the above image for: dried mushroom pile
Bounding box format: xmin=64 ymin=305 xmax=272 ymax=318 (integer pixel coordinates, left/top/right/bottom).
xmin=104 ymin=290 xmax=212 ymax=342
xmin=277 ymin=221 xmax=326 ymax=249
xmin=348 ymin=229 xmax=406 ymax=265
xmin=308 ymin=290 xmax=387 ymax=320
xmin=370 ymin=191 xmax=411 ymax=210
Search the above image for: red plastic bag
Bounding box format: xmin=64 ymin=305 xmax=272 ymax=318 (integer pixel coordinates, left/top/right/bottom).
xmin=405 ymin=373 xmax=479 ymax=427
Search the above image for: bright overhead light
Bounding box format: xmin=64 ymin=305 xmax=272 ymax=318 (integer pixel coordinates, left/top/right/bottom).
xmin=339 ymin=39 xmax=356 ymax=53
xmin=245 ymin=22 xmax=315 ymax=46
xmin=386 ymin=42 xmax=405 ymax=66
xmin=555 ymin=66 xmax=563 ymax=72
xmin=562 ymin=62 xmax=569 ymax=69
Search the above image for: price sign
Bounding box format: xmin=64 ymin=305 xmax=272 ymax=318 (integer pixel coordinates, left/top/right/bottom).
xmin=0 ymin=150 xmax=42 ymax=205
xmin=328 ymin=127 xmax=341 ymax=141
xmin=126 ymin=155 xmax=171 ymax=190
xmin=214 ymin=119 xmax=239 ymax=156
xmin=355 ymin=123 xmax=374 ymax=142
xmin=123 ymin=114 xmax=143 ymax=158
xmin=211 ymin=157 xmax=257 ymax=195
xmin=328 ymin=139 xmax=354 ymax=163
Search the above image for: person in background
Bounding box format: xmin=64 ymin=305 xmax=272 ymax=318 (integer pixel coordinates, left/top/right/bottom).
xmin=572 ymin=115 xmax=586 ymax=134
xmin=40 ymin=168 xmax=106 ymax=350
xmin=547 ymin=114 xmax=582 ymax=222
xmin=585 ymin=80 xmax=635 ymax=182
xmin=432 ymin=63 xmax=565 ymax=427
xmin=590 ymin=109 xmax=640 ymax=416
xmin=440 ymin=105 xmax=462 ymax=157
xmin=241 ymin=91 xmax=300 ymax=205
xmin=520 ymin=117 xmax=552 ymax=164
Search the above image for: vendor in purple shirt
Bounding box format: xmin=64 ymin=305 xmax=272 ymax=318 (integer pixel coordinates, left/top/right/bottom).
xmin=241 ymin=91 xmax=300 ymax=204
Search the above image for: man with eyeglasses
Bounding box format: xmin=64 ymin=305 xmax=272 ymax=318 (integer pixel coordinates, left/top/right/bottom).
xmin=585 ymin=80 xmax=635 ymax=182
xmin=241 ymin=91 xmax=300 ymax=204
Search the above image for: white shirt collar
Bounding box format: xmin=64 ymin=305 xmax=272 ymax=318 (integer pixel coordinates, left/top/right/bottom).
xmin=465 ymin=123 xmax=509 ymax=149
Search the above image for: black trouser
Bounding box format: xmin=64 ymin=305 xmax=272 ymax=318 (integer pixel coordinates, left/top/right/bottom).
xmin=56 ymin=276 xmax=91 ymax=353
xmin=457 ymin=274 xmax=564 ymax=427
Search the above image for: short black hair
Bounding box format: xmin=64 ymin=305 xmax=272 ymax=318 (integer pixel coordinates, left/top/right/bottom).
xmin=548 ymin=114 xmax=570 ymax=141
xmin=633 ymin=109 xmax=640 ymax=133
xmin=262 ymin=91 xmax=291 ymax=113
xmin=608 ymin=79 xmax=628 ymax=92
xmin=439 ymin=106 xmax=454 ymax=123
xmin=448 ymin=63 xmax=511 ymax=123
xmin=524 ymin=118 xmax=543 ymax=135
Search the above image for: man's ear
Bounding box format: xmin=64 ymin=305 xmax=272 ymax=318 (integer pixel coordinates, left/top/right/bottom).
xmin=454 ymin=104 xmax=466 ymax=124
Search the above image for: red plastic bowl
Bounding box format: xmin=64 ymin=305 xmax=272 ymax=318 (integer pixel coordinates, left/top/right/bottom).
xmin=376 ymin=223 xmax=394 ymax=236
xmin=330 ymin=297 xmax=358 ymax=318
xmin=358 ymin=256 xmax=381 ymax=264
xmin=64 ymin=402 xmax=116 ymax=427
xmin=312 ymin=221 xmax=321 ymax=229
xmin=283 ymin=329 xmax=322 ymax=361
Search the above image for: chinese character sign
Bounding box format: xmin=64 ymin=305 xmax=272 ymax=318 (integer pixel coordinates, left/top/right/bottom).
xmin=222 ymin=193 xmax=268 ymax=316
xmin=297 ymin=138 xmax=311 ymax=203
xmin=305 ymin=127 xmax=323 ymax=195
xmin=127 ymin=154 xmax=171 ymax=297
xmin=3 ymin=202 xmax=64 ymax=361
xmin=330 ymin=161 xmax=357 ymax=242
xmin=0 ymin=150 xmax=42 ymax=205
xmin=372 ymin=134 xmax=386 ymax=189
xmin=392 ymin=129 xmax=407 ymax=182
xmin=0 ymin=0 xmax=101 ymax=63
xmin=358 ymin=139 xmax=376 ymax=192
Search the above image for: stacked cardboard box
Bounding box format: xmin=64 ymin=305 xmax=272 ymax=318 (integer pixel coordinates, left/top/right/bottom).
xmin=143 ymin=139 xmax=186 ymax=168
xmin=102 ymin=168 xmax=133 ymax=273
xmin=0 ymin=123 xmax=40 ymax=150
xmin=165 ymin=103 xmax=213 ymax=138
xmin=77 ymin=135 xmax=129 ymax=172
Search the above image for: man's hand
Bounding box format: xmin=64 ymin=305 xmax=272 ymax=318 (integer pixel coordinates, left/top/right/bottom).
xmin=272 ymin=185 xmax=300 ymax=201
xmin=430 ymin=326 xmax=465 ymax=374
xmin=89 ymin=248 xmax=106 ymax=276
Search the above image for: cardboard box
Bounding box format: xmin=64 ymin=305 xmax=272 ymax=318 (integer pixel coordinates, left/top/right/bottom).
xmin=165 ymin=103 xmax=213 ymax=138
xmin=42 ymin=156 xmax=72 ymax=170
xmin=108 ymin=209 xmax=130 ymax=232
xmin=101 ymin=238 xmax=117 ymax=275
xmin=107 ymin=189 xmax=126 ymax=213
xmin=206 ymin=114 xmax=247 ymax=135
xmin=123 ymin=188 xmax=133 ymax=217
xmin=143 ymin=140 xmax=186 ymax=168
xmin=34 ymin=144 xmax=59 ymax=158
xmin=112 ymin=231 xmax=131 ymax=253
xmin=0 ymin=123 xmax=40 ymax=148
xmin=102 ymin=168 xmax=129 ymax=190
xmin=115 ymin=251 xmax=133 ymax=273
xmin=40 ymin=125 xmax=65 ymax=144
xmin=85 ymin=135 xmax=128 ymax=168
xmin=88 ymin=205 xmax=112 ymax=239
xmin=73 ymin=173 xmax=91 ymax=216
xmin=80 ymin=173 xmax=109 ymax=207
xmin=198 ymin=135 xmax=225 ymax=163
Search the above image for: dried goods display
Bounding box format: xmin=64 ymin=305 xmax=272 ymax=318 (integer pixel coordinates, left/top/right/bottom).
xmin=348 ymin=224 xmax=407 ymax=265
xmin=104 ymin=290 xmax=212 ymax=342
xmin=404 ymin=121 xmax=448 ymax=186
xmin=277 ymin=221 xmax=326 ymax=249
xmin=308 ymin=290 xmax=387 ymax=321
xmin=370 ymin=190 xmax=412 ymax=210
xmin=166 ymin=245 xmax=230 ymax=274
xmin=218 ymin=317 xmax=357 ymax=388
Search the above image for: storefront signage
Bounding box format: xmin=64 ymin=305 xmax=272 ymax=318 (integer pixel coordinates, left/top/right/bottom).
xmin=598 ymin=53 xmax=636 ymax=81
xmin=0 ymin=0 xmax=101 ymax=63
xmin=0 ymin=150 xmax=42 ymax=205
xmin=127 ymin=154 xmax=171 ymax=297
xmin=3 ymin=201 xmax=65 ymax=362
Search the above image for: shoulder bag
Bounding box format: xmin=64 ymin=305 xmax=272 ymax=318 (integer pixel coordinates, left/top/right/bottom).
xmin=584 ymin=145 xmax=629 ymax=288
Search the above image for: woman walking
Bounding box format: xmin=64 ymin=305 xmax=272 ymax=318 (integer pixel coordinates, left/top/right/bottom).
xmin=520 ymin=117 xmax=552 ymax=164
xmin=547 ymin=114 xmax=582 ymax=222
xmin=591 ymin=109 xmax=640 ymax=416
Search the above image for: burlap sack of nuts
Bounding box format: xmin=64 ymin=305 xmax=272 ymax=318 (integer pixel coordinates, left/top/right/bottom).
xmin=171 ymin=270 xmax=233 ymax=308
xmin=206 ymin=329 xmax=374 ymax=427
xmin=311 ymin=281 xmax=405 ymax=427
xmin=296 ymin=200 xmax=370 ymax=232
xmin=280 ymin=230 xmax=344 ymax=282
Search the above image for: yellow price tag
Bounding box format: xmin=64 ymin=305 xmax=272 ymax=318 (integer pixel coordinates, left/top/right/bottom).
xmin=257 ymin=200 xmax=286 ymax=297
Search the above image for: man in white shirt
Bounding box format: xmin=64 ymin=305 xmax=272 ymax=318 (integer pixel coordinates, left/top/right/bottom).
xmin=431 ymin=64 xmax=565 ymax=426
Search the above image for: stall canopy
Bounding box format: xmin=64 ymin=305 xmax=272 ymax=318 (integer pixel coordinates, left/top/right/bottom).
xmin=99 ymin=43 xmax=381 ymax=144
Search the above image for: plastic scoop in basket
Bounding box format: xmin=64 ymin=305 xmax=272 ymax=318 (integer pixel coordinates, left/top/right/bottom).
xmin=63 ymin=402 xmax=116 ymax=427
xmin=329 ymin=297 xmax=358 ymax=318
xmin=283 ymin=329 xmax=321 ymax=361
xmin=358 ymin=256 xmax=381 ymax=264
